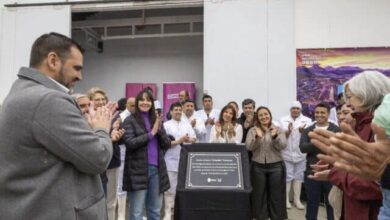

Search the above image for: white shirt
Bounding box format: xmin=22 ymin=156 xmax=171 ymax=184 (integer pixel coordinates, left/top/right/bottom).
xmin=47 ymin=76 xmax=69 ymax=93
xmin=209 ymin=124 xmax=243 ymax=144
xmin=181 ymin=113 xmax=206 ymax=142
xmin=120 ymin=109 xmax=131 ymax=122
xmin=329 ymin=107 xmax=339 ymax=126
xmin=195 ymin=109 xmax=220 ymax=143
xmin=279 ymin=114 xmax=312 ymax=163
xmin=163 ymin=119 xmax=196 ymax=172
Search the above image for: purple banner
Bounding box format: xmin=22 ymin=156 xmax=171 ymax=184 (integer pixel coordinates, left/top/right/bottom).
xmin=125 ymin=83 xmax=157 ymax=99
xmin=163 ymin=82 xmax=196 ymax=120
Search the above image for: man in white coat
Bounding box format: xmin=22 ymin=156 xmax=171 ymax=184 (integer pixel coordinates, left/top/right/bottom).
xmin=279 ymin=101 xmax=312 ymax=210
xmin=163 ymin=102 xmax=196 ymax=220
xmin=181 ymin=99 xmax=206 ymax=141
xmin=195 ymin=94 xmax=220 ymax=142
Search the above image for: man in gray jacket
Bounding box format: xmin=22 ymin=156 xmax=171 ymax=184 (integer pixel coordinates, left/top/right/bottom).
xmin=0 ymin=33 xmax=113 ymax=220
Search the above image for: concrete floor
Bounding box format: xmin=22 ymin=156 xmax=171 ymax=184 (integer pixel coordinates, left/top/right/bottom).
xmin=287 ymin=204 xmax=327 ymax=220
xmin=137 ymin=202 xmax=328 ymax=220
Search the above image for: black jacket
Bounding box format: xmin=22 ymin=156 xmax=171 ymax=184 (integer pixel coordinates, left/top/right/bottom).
xmin=299 ymin=122 xmax=340 ymax=175
xmin=107 ymin=142 xmax=121 ymax=169
xmin=237 ymin=113 xmax=254 ymax=143
xmin=122 ymin=115 xmax=171 ymax=193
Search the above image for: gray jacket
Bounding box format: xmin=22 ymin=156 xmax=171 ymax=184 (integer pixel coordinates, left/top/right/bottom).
xmin=245 ymin=124 xmax=287 ymax=164
xmin=0 ymin=67 xmax=112 ymax=220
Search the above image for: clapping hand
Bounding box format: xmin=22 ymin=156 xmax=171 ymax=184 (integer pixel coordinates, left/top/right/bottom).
xmin=298 ymin=125 xmax=306 ymax=133
xmin=270 ymin=127 xmax=278 ymax=139
xmin=308 ymin=128 xmax=336 ymax=155
xmin=110 ymin=118 xmax=124 ymax=142
xmin=255 ymin=127 xmax=263 ymax=138
xmin=86 ymin=106 xmax=112 ymax=133
xmin=308 ymin=161 xmax=330 ymax=181
xmin=244 ymin=114 xmax=253 ymax=128
xmin=191 ymin=119 xmax=196 ymax=127
xmin=111 ymin=128 xmax=125 ymax=142
xmin=151 ymin=115 xmax=163 ymax=136
xmin=318 ymin=123 xmax=390 ymax=180
xmin=206 ymin=117 xmax=215 ymax=126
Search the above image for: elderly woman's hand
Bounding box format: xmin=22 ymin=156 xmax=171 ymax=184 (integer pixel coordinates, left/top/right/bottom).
xmin=318 ymin=123 xmax=390 ymax=180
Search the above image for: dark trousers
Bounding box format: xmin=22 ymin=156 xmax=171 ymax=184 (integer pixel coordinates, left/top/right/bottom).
xmin=304 ymin=175 xmax=334 ymax=220
xmin=251 ymin=161 xmax=287 ymax=220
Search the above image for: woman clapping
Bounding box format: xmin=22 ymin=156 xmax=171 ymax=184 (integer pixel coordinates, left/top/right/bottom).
xmin=209 ymin=104 xmax=243 ymax=143
xmin=246 ymin=106 xmax=287 ymax=220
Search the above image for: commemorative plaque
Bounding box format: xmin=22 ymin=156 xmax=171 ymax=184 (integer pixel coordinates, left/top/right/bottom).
xmin=174 ymin=143 xmax=252 ymax=220
xmin=185 ymin=152 xmax=243 ymax=189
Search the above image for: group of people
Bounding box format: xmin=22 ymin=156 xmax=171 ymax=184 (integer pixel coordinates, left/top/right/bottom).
xmin=2 ymin=32 xmax=390 ymax=220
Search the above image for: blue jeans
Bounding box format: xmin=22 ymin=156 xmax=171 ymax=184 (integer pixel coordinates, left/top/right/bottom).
xmin=128 ymin=165 xmax=162 ymax=220
xmin=379 ymin=188 xmax=390 ymax=220
xmin=304 ymin=175 xmax=334 ymax=220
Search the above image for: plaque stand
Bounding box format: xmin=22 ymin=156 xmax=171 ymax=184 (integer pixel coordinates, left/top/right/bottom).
xmin=174 ymin=143 xmax=252 ymax=220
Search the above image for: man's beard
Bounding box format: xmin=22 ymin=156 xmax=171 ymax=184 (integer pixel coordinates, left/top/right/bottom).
xmin=58 ymin=66 xmax=75 ymax=94
xmin=185 ymin=110 xmax=193 ymax=117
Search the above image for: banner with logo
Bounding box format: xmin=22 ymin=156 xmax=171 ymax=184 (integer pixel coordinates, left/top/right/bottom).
xmin=163 ymin=82 xmax=196 ymax=120
xmin=125 ymin=83 xmax=157 ymax=99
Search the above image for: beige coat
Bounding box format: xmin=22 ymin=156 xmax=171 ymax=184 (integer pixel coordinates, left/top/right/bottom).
xmin=245 ymin=124 xmax=287 ymax=164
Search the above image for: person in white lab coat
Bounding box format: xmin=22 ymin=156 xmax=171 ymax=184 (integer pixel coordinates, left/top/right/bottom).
xmin=181 ymin=99 xmax=206 ymax=141
xmin=163 ymin=102 xmax=196 ymax=220
xmin=195 ymin=94 xmax=220 ymax=142
xmin=279 ymin=101 xmax=312 ymax=210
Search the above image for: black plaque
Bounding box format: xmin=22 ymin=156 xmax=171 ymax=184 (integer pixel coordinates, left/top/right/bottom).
xmin=185 ymin=152 xmax=243 ymax=189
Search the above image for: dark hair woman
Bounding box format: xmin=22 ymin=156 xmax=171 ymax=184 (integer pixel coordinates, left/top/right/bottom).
xmin=122 ymin=90 xmax=171 ymax=220
xmin=209 ymin=104 xmax=243 ymax=143
xmin=245 ymin=106 xmax=287 ymax=220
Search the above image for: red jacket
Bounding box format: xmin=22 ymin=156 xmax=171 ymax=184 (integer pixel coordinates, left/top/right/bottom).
xmin=329 ymin=112 xmax=382 ymax=220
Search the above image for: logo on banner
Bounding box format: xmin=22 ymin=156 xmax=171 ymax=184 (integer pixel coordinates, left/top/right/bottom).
xmin=167 ymin=93 xmax=179 ymax=100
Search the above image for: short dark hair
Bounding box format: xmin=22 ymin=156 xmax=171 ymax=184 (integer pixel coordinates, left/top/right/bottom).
xmin=170 ymin=102 xmax=182 ymax=111
xmin=202 ymin=94 xmax=212 ymax=101
xmin=183 ymin=99 xmax=195 ymax=105
xmin=336 ymin=103 xmax=343 ymax=111
xmin=242 ymin=98 xmax=256 ymax=108
xmin=315 ymin=102 xmax=330 ymax=112
xmin=29 ymin=32 xmax=84 ymax=68
xmin=117 ymin=97 xmax=127 ymax=111
xmin=337 ymin=92 xmax=344 ymax=100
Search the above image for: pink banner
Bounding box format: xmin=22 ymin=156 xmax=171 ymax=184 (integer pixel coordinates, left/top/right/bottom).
xmin=125 ymin=83 xmax=157 ymax=99
xmin=163 ymin=82 xmax=196 ymax=119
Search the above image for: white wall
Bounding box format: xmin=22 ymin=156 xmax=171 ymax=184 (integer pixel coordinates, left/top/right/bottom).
xmin=0 ymin=5 xmax=71 ymax=103
xmin=296 ymin=0 xmax=390 ymax=48
xmin=204 ymin=0 xmax=296 ymax=118
xmin=2 ymin=0 xmax=390 ymax=113
xmin=2 ymin=0 xmax=96 ymax=4
xmin=74 ymin=36 xmax=203 ymax=104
